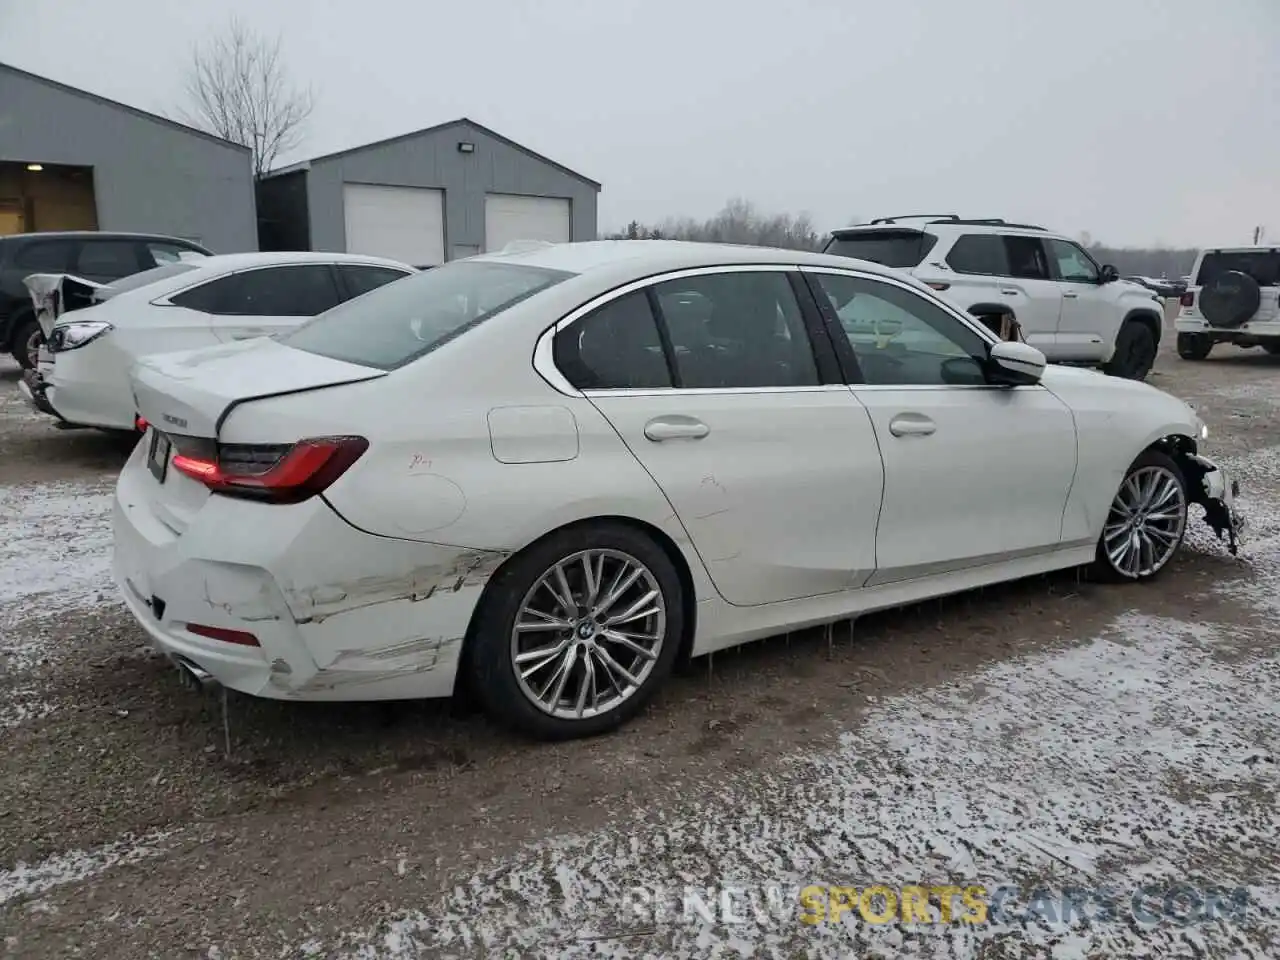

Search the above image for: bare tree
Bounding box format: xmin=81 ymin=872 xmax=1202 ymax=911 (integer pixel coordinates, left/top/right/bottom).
xmin=180 ymin=18 xmax=314 ymax=179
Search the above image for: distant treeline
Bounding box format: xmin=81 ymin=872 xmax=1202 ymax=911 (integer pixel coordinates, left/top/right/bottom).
xmin=604 ymin=200 xmax=1200 ymax=279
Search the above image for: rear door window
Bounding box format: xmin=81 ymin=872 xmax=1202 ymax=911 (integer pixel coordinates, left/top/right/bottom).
xmin=76 ymin=240 xmax=143 ymax=279
xmin=554 ymin=291 xmax=672 ymax=390
xmin=337 ymin=264 xmax=413 ymax=300
xmin=945 ymin=234 xmax=1011 ymax=276
xmin=220 ymin=265 xmax=343 ymax=316
xmin=1002 ymin=236 xmax=1052 ymax=280
xmin=823 ymin=230 xmax=939 ymax=268
xmin=1196 ymin=250 xmax=1280 ymax=287
xmin=13 ymin=240 xmax=74 ymax=272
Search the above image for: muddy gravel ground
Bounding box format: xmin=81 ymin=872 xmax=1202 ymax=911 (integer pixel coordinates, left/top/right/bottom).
xmin=1 ymin=319 xmax=1278 ymax=959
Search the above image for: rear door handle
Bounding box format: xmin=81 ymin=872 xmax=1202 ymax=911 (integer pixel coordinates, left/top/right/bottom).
xmin=1063 ymin=291 xmax=1079 ymax=299
xmin=232 ymin=329 xmax=268 ymax=340
xmin=888 ymin=414 xmax=936 ymax=438
xmin=999 ymin=288 xmax=1019 ymax=296
xmin=644 ymin=416 xmax=709 ymax=442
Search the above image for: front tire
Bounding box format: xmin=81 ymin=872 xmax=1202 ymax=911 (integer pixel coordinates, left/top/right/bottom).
xmin=9 ymin=315 xmax=42 ymax=369
xmin=467 ymin=523 xmax=685 ymax=741
xmin=1177 ymin=332 xmax=1214 ymax=361
xmin=1104 ymin=321 xmax=1157 ymax=380
xmin=1263 ymin=341 xmax=1280 ymax=356
xmin=1089 ymin=449 xmax=1188 ymax=582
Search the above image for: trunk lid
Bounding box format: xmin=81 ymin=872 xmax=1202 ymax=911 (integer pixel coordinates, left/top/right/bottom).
xmin=130 ymin=337 xmax=386 ymax=439
xmin=23 ymin=273 xmax=109 ymax=335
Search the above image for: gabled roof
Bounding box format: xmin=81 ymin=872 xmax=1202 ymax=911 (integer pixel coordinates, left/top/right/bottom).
xmin=265 ymin=117 xmax=600 ymax=189
xmin=0 ymin=60 xmax=251 ymax=154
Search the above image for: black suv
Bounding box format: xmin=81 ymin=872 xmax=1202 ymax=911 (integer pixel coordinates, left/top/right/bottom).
xmin=0 ymin=232 xmax=213 ymax=368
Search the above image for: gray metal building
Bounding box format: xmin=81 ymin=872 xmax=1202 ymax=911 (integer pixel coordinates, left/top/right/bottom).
xmin=257 ymin=119 xmax=599 ymax=265
xmin=0 ymin=62 xmax=258 ymax=251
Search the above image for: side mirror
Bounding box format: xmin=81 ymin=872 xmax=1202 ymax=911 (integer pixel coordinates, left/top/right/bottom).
xmin=1099 ymin=264 xmax=1120 ymax=284
xmin=987 ymin=340 xmax=1046 ymax=386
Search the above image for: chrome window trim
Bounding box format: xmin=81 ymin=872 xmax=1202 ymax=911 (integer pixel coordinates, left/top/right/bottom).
xmin=149 ymin=260 xmax=403 ymax=307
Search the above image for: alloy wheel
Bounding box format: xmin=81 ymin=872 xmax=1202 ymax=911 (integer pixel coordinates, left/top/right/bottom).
xmin=510 ymin=548 xmax=667 ymax=720
xmin=1102 ymin=465 xmax=1187 ymax=578
xmin=25 ymin=328 xmax=44 ymax=369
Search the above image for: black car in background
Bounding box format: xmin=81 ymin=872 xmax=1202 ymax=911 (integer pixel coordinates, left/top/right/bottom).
xmin=0 ymin=231 xmax=212 ymax=368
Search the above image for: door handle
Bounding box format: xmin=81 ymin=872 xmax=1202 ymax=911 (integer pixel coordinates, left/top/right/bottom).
xmin=231 ymin=329 xmax=268 ymax=340
xmin=998 ymin=288 xmax=1019 ymax=296
xmin=888 ymin=414 xmax=936 ymax=438
xmin=1063 ymin=291 xmax=1079 ymax=299
xmin=643 ymin=416 xmax=709 ymax=442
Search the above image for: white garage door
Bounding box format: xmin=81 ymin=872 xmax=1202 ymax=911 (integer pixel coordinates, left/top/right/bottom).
xmin=342 ymin=183 xmax=445 ymax=266
xmin=484 ymin=194 xmax=571 ymax=252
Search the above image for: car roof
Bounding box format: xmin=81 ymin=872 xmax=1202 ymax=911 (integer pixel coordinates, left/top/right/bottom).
xmin=0 ymin=231 xmax=210 ymax=245
xmin=183 ymin=251 xmax=416 ymax=272
xmin=471 ymin=239 xmax=916 ymax=284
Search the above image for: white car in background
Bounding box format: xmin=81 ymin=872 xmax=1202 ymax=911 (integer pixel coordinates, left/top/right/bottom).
xmin=115 ymin=240 xmax=1243 ymax=741
xmin=1174 ymin=244 xmax=1280 ymax=359
xmin=823 ymin=215 xmax=1168 ymax=380
xmin=19 ymin=252 xmax=416 ymax=431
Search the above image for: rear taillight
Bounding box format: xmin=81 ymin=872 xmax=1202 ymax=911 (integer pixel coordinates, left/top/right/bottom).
xmin=1180 ymin=291 xmax=1195 ymax=308
xmin=172 ymin=436 xmax=368 ymax=504
xmin=135 ymin=415 xmax=149 ymax=433
xmin=925 ymin=281 xmax=951 ymax=292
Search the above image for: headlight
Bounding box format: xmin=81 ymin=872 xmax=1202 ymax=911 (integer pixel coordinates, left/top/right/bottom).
xmin=50 ymin=320 xmax=113 ymax=352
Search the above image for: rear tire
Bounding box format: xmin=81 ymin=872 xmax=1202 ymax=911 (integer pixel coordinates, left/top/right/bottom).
xmin=9 ymin=315 xmax=42 ymax=369
xmin=1088 ymin=449 xmax=1188 ymax=583
xmin=1263 ymin=342 xmax=1280 ymax=356
xmin=1104 ymin=321 xmax=1157 ymax=380
xmin=467 ymin=522 xmax=684 ymax=741
xmin=1177 ymin=332 xmax=1214 ymax=361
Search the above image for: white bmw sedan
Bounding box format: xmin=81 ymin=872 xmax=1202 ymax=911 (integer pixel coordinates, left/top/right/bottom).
xmin=115 ymin=241 xmax=1243 ymax=740
xmin=21 ymin=252 xmax=415 ymax=432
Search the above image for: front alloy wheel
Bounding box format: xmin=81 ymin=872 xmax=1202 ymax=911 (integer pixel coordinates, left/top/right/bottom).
xmin=1091 ymin=450 xmax=1188 ymax=581
xmin=468 ymin=523 xmax=684 ymax=740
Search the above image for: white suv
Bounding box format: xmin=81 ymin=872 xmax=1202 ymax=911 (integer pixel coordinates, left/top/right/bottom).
xmin=822 ymin=215 xmax=1168 ymax=379
xmin=1174 ymin=245 xmax=1280 ymax=360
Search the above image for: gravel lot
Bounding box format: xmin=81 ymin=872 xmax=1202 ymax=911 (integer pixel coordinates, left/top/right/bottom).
xmin=2 ymin=316 xmax=1278 ymax=959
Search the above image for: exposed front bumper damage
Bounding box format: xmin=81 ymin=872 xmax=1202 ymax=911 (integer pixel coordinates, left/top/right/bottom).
xmin=18 ymin=368 xmax=63 ymax=421
xmin=1182 ymin=453 xmax=1244 ymax=555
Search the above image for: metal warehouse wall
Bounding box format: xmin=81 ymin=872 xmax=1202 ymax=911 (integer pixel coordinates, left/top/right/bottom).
xmin=304 ymin=121 xmax=598 ymax=256
xmin=0 ymin=66 xmax=259 ymax=252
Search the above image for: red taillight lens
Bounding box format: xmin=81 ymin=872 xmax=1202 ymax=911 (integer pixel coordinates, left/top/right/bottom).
xmin=172 ymin=436 xmax=368 ymax=504
xmin=135 ymin=415 xmax=149 ymax=433
xmin=925 ymin=281 xmax=951 ymax=292
xmin=1180 ymin=291 xmax=1195 ymax=308
xmin=184 ymin=623 xmax=260 ymax=646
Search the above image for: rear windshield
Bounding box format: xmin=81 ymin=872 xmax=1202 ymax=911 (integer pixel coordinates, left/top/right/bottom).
xmin=102 ymin=261 xmax=202 ymax=296
xmin=823 ymin=230 xmax=939 ymax=269
xmin=1196 ymin=250 xmax=1280 ymax=287
xmin=281 ymin=260 xmax=574 ymax=370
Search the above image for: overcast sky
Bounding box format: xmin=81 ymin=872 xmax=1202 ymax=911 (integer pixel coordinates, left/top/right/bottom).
xmin=2 ymin=0 xmax=1276 ymax=247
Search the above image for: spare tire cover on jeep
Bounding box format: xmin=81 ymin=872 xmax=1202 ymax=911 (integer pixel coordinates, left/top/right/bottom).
xmin=1199 ymin=270 xmax=1261 ymax=328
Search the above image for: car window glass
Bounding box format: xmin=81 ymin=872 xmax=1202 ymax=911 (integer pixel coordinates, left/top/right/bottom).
xmin=13 ymin=240 xmax=74 ymax=272
xmin=945 ymin=234 xmax=1011 ymax=276
xmin=813 ymin=273 xmax=990 ymax=386
xmin=338 ymin=264 xmax=412 ymax=300
xmin=1002 ymin=236 xmax=1051 ymax=281
xmin=651 ymin=271 xmax=818 ymax=388
xmin=555 ymin=291 xmax=671 ymax=390
xmin=216 ymin=265 xmax=341 ymax=316
xmin=1196 ymin=251 xmax=1280 ymax=287
xmin=168 ymin=274 xmax=238 ymax=313
xmin=282 ymin=261 xmax=572 ymax=370
xmin=824 ymin=231 xmax=939 ymax=269
xmin=77 ymin=241 xmax=140 ymax=277
xmin=146 ymin=242 xmax=203 ymax=266
xmin=1045 ymin=239 xmax=1099 ymax=283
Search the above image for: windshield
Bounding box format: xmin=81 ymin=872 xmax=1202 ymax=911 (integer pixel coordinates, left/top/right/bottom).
xmin=102 ymin=261 xmax=202 ymax=297
xmin=823 ymin=230 xmax=939 ymax=268
xmin=281 ymin=260 xmax=575 ymax=370
xmin=1196 ymin=250 xmax=1280 ymax=287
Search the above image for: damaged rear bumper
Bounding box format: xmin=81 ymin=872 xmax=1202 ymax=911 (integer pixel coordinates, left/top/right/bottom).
xmin=1184 ymin=453 xmax=1245 ymax=555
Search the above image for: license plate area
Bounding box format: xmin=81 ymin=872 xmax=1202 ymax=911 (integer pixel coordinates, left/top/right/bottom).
xmin=148 ymin=431 xmax=172 ymax=483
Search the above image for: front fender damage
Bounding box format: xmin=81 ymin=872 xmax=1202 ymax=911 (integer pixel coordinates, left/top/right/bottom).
xmin=1176 ymin=451 xmax=1245 ymax=556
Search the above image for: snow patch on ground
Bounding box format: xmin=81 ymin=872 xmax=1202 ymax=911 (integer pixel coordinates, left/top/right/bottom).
xmin=0 ymin=830 xmax=178 ymax=906
xmin=0 ymin=686 xmax=60 ymax=730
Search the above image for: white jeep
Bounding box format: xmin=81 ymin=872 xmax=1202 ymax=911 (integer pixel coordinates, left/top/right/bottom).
xmin=1174 ymin=245 xmax=1280 ymax=360
xmin=823 ymin=215 xmax=1168 ymax=379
